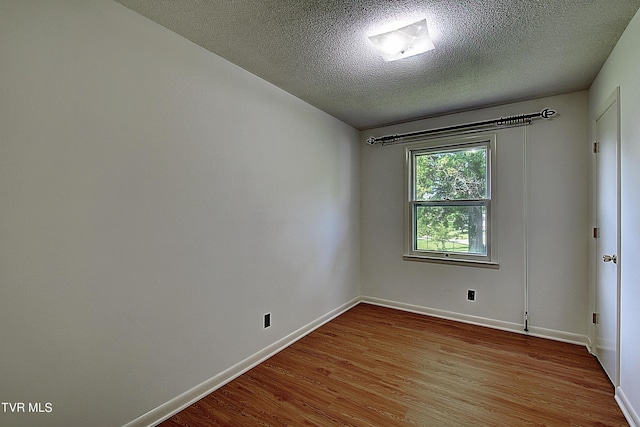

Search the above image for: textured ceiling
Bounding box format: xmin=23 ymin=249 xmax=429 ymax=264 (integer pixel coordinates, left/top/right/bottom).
xmin=113 ymin=0 xmax=640 ymax=130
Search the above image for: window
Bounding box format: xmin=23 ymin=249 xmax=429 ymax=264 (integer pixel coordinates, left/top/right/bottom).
xmin=405 ymin=134 xmax=497 ymax=267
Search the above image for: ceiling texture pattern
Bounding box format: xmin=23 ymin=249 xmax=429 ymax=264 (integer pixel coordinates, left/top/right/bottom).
xmin=114 ymin=0 xmax=640 ymax=130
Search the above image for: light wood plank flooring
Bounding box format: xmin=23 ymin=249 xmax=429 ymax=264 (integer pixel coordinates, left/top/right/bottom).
xmin=160 ymin=303 xmax=627 ymax=426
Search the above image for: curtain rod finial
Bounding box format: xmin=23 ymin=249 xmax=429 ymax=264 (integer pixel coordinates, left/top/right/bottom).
xmin=541 ymin=108 xmax=556 ymax=119
xmin=366 ymin=137 xmax=377 ymax=145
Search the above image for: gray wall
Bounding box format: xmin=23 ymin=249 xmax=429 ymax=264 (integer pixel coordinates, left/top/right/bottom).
xmin=360 ymin=92 xmax=590 ymax=341
xmin=590 ymin=7 xmax=640 ymax=425
xmin=0 ymin=1 xmax=360 ymax=426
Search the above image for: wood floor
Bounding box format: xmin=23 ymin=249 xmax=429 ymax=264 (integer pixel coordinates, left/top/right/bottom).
xmin=160 ymin=303 xmax=627 ymax=426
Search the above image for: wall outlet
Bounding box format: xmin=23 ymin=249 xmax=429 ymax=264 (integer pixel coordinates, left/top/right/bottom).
xmin=264 ymin=313 xmax=271 ymax=329
xmin=467 ymin=289 xmax=476 ymax=301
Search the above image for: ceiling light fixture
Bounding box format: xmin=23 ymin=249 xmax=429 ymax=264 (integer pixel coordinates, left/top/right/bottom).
xmin=368 ymin=19 xmax=435 ymax=62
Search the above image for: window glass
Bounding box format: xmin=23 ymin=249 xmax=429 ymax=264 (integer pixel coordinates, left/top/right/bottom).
xmin=406 ymin=135 xmax=495 ymax=265
xmin=414 ymin=204 xmax=487 ymax=255
xmin=414 ymin=147 xmax=487 ymax=201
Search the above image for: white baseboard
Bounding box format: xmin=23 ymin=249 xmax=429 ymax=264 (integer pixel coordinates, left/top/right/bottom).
xmin=526 ymin=325 xmax=589 ymax=346
xmin=585 ymin=335 xmax=594 ymax=355
xmin=616 ymin=386 xmax=640 ymax=427
xmin=361 ymin=296 xmax=588 ymax=346
xmin=124 ymin=295 xmax=591 ymax=426
xmin=122 ymin=296 xmax=361 ymax=427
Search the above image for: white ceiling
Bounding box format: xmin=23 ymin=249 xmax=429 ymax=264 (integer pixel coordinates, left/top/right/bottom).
xmin=113 ymin=0 xmax=640 ymax=130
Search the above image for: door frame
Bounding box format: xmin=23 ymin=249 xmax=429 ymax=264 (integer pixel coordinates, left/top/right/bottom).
xmin=592 ymin=86 xmax=621 ymax=386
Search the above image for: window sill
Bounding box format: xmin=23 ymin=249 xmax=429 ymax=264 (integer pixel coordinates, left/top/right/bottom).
xmin=403 ymin=255 xmax=499 ymax=269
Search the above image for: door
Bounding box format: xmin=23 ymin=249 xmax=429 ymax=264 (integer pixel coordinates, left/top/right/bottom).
xmin=594 ymin=87 xmax=620 ymax=386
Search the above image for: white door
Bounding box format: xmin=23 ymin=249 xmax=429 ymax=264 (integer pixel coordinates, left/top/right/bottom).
xmin=594 ymin=88 xmax=620 ymax=386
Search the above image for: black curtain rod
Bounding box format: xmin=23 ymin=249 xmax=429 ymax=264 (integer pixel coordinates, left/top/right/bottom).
xmin=366 ymin=108 xmax=557 ymax=145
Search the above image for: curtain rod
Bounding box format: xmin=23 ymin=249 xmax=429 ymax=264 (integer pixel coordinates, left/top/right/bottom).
xmin=366 ymin=108 xmax=557 ymax=146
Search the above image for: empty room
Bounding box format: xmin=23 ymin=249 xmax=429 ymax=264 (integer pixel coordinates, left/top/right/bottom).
xmin=2 ymin=1 xmax=640 ymax=426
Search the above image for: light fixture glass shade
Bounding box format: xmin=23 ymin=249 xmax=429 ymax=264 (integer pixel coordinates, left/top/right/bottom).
xmin=368 ymin=19 xmax=435 ymax=62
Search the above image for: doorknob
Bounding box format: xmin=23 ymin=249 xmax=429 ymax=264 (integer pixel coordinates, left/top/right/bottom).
xmin=603 ymin=254 xmax=617 ymax=264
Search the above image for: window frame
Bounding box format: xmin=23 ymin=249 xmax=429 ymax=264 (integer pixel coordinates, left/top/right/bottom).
xmin=403 ymin=134 xmax=498 ymax=268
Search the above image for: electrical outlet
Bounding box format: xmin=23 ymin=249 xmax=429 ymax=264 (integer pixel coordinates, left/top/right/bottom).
xmin=264 ymin=313 xmax=271 ymax=329
xmin=467 ymin=289 xmax=476 ymax=301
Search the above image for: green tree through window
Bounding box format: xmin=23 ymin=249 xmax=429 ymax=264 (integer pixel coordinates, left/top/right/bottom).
xmin=406 ymin=136 xmax=494 ymax=263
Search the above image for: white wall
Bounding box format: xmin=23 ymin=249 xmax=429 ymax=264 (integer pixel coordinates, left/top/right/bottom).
xmin=361 ymin=92 xmax=590 ymax=341
xmin=589 ymin=8 xmax=640 ymax=426
xmin=0 ymin=1 xmax=360 ymax=426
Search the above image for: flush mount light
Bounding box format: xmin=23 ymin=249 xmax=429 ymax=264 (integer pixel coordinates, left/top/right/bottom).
xmin=368 ymin=19 xmax=435 ymax=62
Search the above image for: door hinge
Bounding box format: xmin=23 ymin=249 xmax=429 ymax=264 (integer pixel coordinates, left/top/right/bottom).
xmin=593 ymin=227 xmax=599 ymax=238
xmin=592 ymin=312 xmax=598 ymax=324
xmin=593 ymin=142 xmax=599 ymax=153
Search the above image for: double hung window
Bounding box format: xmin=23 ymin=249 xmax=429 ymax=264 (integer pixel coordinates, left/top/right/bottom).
xmin=405 ymin=135 xmax=496 ymax=266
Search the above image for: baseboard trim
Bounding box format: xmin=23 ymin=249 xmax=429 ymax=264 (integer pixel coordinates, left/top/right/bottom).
xmin=616 ymin=386 xmax=640 ymax=427
xmin=124 ymin=295 xmax=591 ymax=426
xmin=123 ymin=296 xmax=361 ymax=427
xmin=361 ymin=296 xmax=588 ymax=346
xmin=585 ymin=335 xmax=594 ymax=355
xmin=526 ymin=325 xmax=589 ymax=346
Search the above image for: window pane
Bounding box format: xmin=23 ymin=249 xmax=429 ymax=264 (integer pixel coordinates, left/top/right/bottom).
xmin=414 ymin=205 xmax=487 ymax=255
xmin=415 ymin=147 xmax=487 ymax=201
